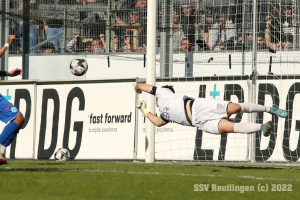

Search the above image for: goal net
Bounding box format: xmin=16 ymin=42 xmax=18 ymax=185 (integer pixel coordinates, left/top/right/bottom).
xmin=135 ymin=0 xmax=300 ymax=164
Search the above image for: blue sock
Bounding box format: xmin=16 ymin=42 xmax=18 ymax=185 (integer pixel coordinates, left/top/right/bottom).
xmin=0 ymin=121 xmax=20 ymax=147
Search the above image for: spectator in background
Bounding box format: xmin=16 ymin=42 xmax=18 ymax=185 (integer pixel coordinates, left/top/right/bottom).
xmin=90 ymin=38 xmax=105 ymax=53
xmin=282 ymin=40 xmax=293 ymax=50
xmin=103 ymin=34 xmax=121 ymax=52
xmin=79 ymin=0 xmax=106 ymax=37
xmin=180 ymin=2 xmax=196 ymax=46
xmin=180 ymin=36 xmax=194 ymax=52
xmin=235 ymin=31 xmax=253 ymax=51
xmin=18 ymin=0 xmax=40 ymax=54
xmin=40 ymin=0 xmax=81 ymax=52
xmin=133 ymin=29 xmax=146 ymax=52
xmin=281 ymin=5 xmax=293 ymax=47
xmin=99 ymin=34 xmax=106 ymax=51
xmin=41 ymin=42 xmax=56 ymax=53
xmin=115 ymin=8 xmax=143 ymax=52
xmin=135 ymin=0 xmax=147 ymax=48
xmin=66 ymin=34 xmax=93 ymax=53
xmin=235 ymin=31 xmax=266 ymax=50
xmin=116 ymin=0 xmax=137 ymax=19
xmin=66 ymin=34 xmax=80 ymax=53
xmin=82 ymin=38 xmax=92 ymax=53
xmin=203 ymin=14 xmax=213 ymax=50
xmin=264 ymin=5 xmax=281 ymax=50
xmin=81 ymin=0 xmax=95 ymax=6
xmin=207 ymin=11 xmax=237 ymax=51
xmin=123 ymin=34 xmax=132 ymax=52
xmin=172 ymin=6 xmax=185 ymax=52
xmin=116 ymin=0 xmax=136 ymax=10
xmin=112 ymin=35 xmax=119 ymax=52
xmin=256 ymin=32 xmax=267 ymax=49
xmin=265 ymin=15 xmax=279 ymax=50
xmin=10 ymin=0 xmax=21 ymax=53
xmin=42 ymin=0 xmax=64 ymax=54
xmin=124 ymin=9 xmax=142 ymax=35
xmin=66 ymin=34 xmax=117 ymax=53
xmin=11 ymin=0 xmax=19 ymax=9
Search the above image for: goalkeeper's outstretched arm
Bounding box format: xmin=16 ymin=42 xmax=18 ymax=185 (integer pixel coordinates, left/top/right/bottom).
xmin=133 ymin=83 xmax=154 ymax=94
xmin=136 ymin=100 xmax=167 ymax=127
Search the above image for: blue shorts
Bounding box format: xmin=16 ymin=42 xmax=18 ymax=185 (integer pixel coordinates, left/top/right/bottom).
xmin=0 ymin=94 xmax=19 ymax=124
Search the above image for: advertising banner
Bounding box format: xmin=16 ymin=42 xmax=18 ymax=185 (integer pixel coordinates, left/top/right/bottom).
xmin=34 ymin=81 xmax=136 ymax=160
xmin=2 ymin=83 xmax=35 ymax=159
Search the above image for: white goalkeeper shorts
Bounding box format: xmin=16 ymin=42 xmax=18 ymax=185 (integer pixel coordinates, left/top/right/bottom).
xmin=192 ymin=98 xmax=230 ymax=134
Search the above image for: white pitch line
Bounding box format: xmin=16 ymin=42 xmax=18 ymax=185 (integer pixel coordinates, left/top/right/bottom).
xmin=82 ymin=169 xmax=300 ymax=182
xmin=238 ymin=176 xmax=300 ymax=182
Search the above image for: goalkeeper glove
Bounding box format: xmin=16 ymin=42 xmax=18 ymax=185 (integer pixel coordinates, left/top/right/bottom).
xmin=133 ymin=83 xmax=142 ymax=94
xmin=136 ymin=100 xmax=149 ymax=117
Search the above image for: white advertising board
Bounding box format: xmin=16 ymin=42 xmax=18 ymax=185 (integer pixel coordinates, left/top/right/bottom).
xmin=0 ymin=82 xmax=35 ymax=159
xmin=34 ymin=80 xmax=137 ymax=160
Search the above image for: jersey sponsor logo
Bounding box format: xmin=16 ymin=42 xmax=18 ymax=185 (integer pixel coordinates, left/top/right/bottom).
xmin=11 ymin=107 xmax=18 ymax=112
xmin=217 ymin=103 xmax=223 ymax=110
xmin=163 ymin=107 xmax=170 ymax=119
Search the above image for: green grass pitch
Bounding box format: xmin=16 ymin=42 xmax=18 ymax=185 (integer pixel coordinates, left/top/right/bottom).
xmin=1 ymin=160 xmax=300 ymax=199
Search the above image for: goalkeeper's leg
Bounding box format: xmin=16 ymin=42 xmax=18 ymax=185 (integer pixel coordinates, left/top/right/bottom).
xmin=227 ymin=103 xmax=287 ymax=118
xmin=218 ymin=119 xmax=273 ymax=137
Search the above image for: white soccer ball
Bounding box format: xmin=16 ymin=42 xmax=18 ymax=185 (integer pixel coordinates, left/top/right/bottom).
xmin=54 ymin=148 xmax=70 ymax=161
xmin=70 ymin=58 xmax=88 ymax=76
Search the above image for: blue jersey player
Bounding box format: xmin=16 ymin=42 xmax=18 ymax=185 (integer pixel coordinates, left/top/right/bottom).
xmin=0 ymin=35 xmax=25 ymax=165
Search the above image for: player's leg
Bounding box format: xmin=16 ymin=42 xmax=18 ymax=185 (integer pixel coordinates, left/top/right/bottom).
xmin=12 ymin=112 xmax=25 ymax=127
xmin=1 ymin=112 xmax=25 ymax=146
xmin=218 ymin=119 xmax=273 ymax=136
xmin=227 ymin=102 xmax=287 ymax=118
xmin=0 ymin=112 xmax=24 ymax=145
xmin=0 ymin=95 xmax=25 ymax=164
xmin=227 ymin=102 xmax=268 ymax=115
xmin=0 ymin=112 xmax=24 ymax=164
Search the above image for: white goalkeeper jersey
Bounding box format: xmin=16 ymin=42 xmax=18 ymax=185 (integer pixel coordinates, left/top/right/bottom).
xmin=154 ymin=87 xmax=193 ymax=126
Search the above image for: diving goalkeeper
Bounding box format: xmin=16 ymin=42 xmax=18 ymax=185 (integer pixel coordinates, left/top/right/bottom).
xmin=134 ymin=83 xmax=287 ymax=136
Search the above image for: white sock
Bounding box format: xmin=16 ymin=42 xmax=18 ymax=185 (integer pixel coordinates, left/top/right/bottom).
xmin=0 ymin=144 xmax=6 ymax=155
xmin=239 ymin=103 xmax=270 ymax=113
xmin=234 ymin=122 xmax=261 ymax=134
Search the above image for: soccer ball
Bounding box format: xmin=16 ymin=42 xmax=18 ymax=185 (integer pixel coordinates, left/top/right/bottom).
xmin=54 ymin=148 xmax=70 ymax=161
xmin=70 ymin=58 xmax=88 ymax=76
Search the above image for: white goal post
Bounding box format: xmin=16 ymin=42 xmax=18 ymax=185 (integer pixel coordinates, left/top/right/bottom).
xmin=145 ymin=0 xmax=157 ymax=163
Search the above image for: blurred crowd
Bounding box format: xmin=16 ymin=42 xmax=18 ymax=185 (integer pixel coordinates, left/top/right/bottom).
xmin=8 ymin=0 xmax=295 ymax=54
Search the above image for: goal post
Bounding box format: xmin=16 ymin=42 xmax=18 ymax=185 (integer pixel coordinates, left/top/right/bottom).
xmin=145 ymin=0 xmax=157 ymax=163
xmin=250 ymin=0 xmax=259 ymax=163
